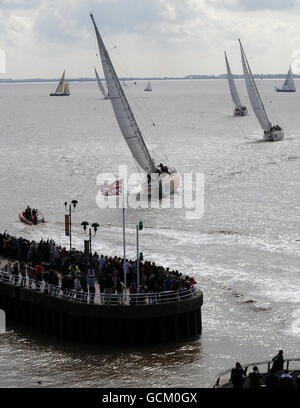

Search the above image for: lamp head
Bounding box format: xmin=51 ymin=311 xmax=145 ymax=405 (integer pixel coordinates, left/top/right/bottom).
xmin=81 ymin=221 xmax=89 ymax=231
xmin=92 ymin=223 xmax=100 ymax=233
xmin=71 ymin=200 xmax=78 ymax=209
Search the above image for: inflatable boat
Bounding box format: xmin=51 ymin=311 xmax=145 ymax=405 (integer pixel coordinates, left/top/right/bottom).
xmin=19 ymin=212 xmax=46 ymax=225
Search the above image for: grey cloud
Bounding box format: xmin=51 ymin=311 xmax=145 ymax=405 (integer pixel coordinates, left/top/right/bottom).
xmin=207 ymin=0 xmax=298 ymax=11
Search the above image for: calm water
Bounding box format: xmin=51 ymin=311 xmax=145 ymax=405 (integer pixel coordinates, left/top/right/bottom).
xmin=0 ymin=79 xmax=299 ymax=387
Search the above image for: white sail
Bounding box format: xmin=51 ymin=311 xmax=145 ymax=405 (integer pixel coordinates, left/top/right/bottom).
xmin=90 ymin=14 xmax=156 ymax=174
xmin=282 ymin=67 xmax=296 ymax=91
xmin=224 ymin=52 xmax=243 ymax=110
xmin=144 ymin=81 xmax=152 ymax=91
xmin=239 ymin=40 xmax=272 ymax=131
xmin=94 ymin=66 xmax=109 ymax=98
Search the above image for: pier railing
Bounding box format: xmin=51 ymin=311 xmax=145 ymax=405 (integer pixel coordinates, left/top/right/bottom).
xmin=212 ymin=358 xmax=300 ymax=388
xmin=0 ymin=269 xmax=198 ymax=306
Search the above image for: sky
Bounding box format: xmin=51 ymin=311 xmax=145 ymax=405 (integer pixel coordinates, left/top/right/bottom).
xmin=1 ymin=0 xmax=300 ymax=79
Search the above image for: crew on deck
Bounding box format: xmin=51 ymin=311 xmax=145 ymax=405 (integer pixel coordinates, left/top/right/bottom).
xmin=24 ymin=206 xmax=39 ymax=224
xmin=265 ymin=125 xmax=282 ymax=134
xmin=157 ymin=163 xmax=170 ymax=175
xmin=24 ymin=206 xmax=32 ymax=221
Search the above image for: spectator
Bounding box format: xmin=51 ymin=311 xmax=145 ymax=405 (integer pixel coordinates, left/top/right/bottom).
xmin=279 ymin=370 xmax=294 ymax=389
xmin=265 ymin=368 xmax=279 ymax=389
xmin=248 ymin=366 xmax=261 ymax=388
xmin=272 ymin=350 xmax=284 ymax=372
xmin=230 ymin=362 xmax=246 ymax=388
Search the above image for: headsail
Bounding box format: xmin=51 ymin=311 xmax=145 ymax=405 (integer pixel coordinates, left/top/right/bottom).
xmin=239 ymin=40 xmax=272 ymax=131
xmin=63 ymin=81 xmax=70 ymax=95
xmin=282 ymin=67 xmax=296 ymax=91
xmin=90 ymin=13 xmax=156 ymax=174
xmin=224 ymin=52 xmax=243 ymax=110
xmin=55 ymin=70 xmax=65 ymax=94
xmin=94 ymin=66 xmax=109 ymax=98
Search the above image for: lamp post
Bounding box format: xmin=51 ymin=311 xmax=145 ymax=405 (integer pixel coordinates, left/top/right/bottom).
xmin=81 ymin=221 xmax=99 ymax=263
xmin=64 ymin=200 xmax=78 ymax=255
xmin=136 ymin=221 xmax=143 ymax=288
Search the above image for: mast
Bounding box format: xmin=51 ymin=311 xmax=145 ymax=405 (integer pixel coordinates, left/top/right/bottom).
xmin=94 ymin=66 xmax=109 ymax=98
xmin=239 ymin=39 xmax=272 ymax=131
xmin=224 ymin=52 xmax=243 ymax=110
xmin=90 ymin=13 xmax=156 ymax=174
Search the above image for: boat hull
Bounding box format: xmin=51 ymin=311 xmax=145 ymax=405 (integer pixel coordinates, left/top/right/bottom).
xmin=275 ymin=88 xmax=296 ymax=93
xmin=137 ymin=172 xmax=181 ymax=200
xmin=19 ymin=212 xmax=46 ymax=225
xmin=50 ymin=93 xmax=70 ymax=96
xmin=263 ymin=129 xmax=284 ymax=142
xmin=234 ymin=109 xmax=248 ymax=116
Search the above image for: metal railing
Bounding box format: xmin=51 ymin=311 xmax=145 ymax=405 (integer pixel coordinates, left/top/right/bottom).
xmin=0 ymin=269 xmax=198 ymax=306
xmin=212 ymin=358 xmax=300 ymax=388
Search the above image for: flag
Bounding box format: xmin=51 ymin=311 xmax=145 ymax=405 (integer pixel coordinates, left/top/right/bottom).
xmin=100 ymin=178 xmax=123 ymax=196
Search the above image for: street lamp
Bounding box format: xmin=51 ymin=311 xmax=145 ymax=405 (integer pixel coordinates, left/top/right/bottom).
xmin=136 ymin=220 xmax=143 ymax=288
xmin=64 ymin=200 xmax=78 ymax=254
xmin=81 ymin=221 xmax=100 ymax=263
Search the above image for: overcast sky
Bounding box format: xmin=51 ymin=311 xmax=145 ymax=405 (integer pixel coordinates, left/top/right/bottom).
xmin=1 ymin=0 xmax=300 ymax=79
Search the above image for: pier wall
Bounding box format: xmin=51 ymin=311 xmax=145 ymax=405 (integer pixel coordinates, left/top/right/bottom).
xmin=0 ymin=281 xmax=203 ymax=345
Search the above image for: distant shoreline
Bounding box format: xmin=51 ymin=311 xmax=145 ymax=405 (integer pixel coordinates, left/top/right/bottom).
xmin=0 ymin=74 xmax=298 ymax=84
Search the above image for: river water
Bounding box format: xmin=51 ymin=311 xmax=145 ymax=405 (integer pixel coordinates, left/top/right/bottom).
xmin=0 ymin=78 xmax=299 ymax=387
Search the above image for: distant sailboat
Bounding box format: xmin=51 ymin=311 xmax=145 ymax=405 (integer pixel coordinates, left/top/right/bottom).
xmin=224 ymin=52 xmax=247 ymax=116
xmin=90 ymin=13 xmax=180 ymax=197
xmin=144 ymin=81 xmax=152 ymax=92
xmin=94 ymin=66 xmax=109 ymax=99
xmin=239 ymin=39 xmax=284 ymax=142
xmin=50 ymin=70 xmax=70 ymax=96
xmin=275 ymin=67 xmax=296 ymax=93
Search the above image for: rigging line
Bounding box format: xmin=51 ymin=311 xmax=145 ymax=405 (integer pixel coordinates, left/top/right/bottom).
xmin=110 ymin=45 xmax=162 ymax=136
xmin=258 ymin=79 xmax=279 ymax=125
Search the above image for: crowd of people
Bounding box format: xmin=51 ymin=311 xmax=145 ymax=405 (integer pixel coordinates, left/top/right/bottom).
xmin=0 ymin=231 xmax=197 ymax=304
xmin=229 ymin=350 xmax=300 ymax=389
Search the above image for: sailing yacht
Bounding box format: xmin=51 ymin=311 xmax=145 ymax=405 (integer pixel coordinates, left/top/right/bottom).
xmin=144 ymin=81 xmax=152 ymax=92
xmin=90 ymin=13 xmax=180 ymax=197
xmin=50 ymin=70 xmax=70 ymax=96
xmin=239 ymin=40 xmax=284 ymax=142
xmin=275 ymin=67 xmax=296 ymax=92
xmin=94 ymin=66 xmax=109 ymax=99
xmin=224 ymin=52 xmax=247 ymax=116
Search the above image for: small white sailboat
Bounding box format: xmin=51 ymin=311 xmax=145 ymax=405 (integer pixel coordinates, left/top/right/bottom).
xmin=94 ymin=66 xmax=109 ymax=99
xmin=275 ymin=66 xmax=296 ymax=93
xmin=224 ymin=52 xmax=247 ymax=116
xmin=239 ymin=39 xmax=284 ymax=142
xmin=50 ymin=70 xmax=70 ymax=96
xmin=144 ymin=81 xmax=152 ymax=92
xmin=90 ymin=14 xmax=180 ymax=197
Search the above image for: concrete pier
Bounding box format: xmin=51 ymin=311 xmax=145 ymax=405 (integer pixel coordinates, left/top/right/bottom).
xmin=0 ymin=280 xmax=203 ymax=345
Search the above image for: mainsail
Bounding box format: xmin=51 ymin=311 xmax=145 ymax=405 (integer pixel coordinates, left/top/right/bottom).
xmin=282 ymin=67 xmax=296 ymax=91
xmin=55 ymin=70 xmax=65 ymax=94
xmin=224 ymin=52 xmax=243 ymax=110
xmin=239 ymin=39 xmax=272 ymax=131
xmin=94 ymin=66 xmax=109 ymax=98
xmin=90 ymin=14 xmax=156 ymax=173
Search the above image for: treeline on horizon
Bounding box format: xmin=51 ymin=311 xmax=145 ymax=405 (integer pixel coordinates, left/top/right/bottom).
xmin=0 ymin=74 xmax=297 ymax=83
